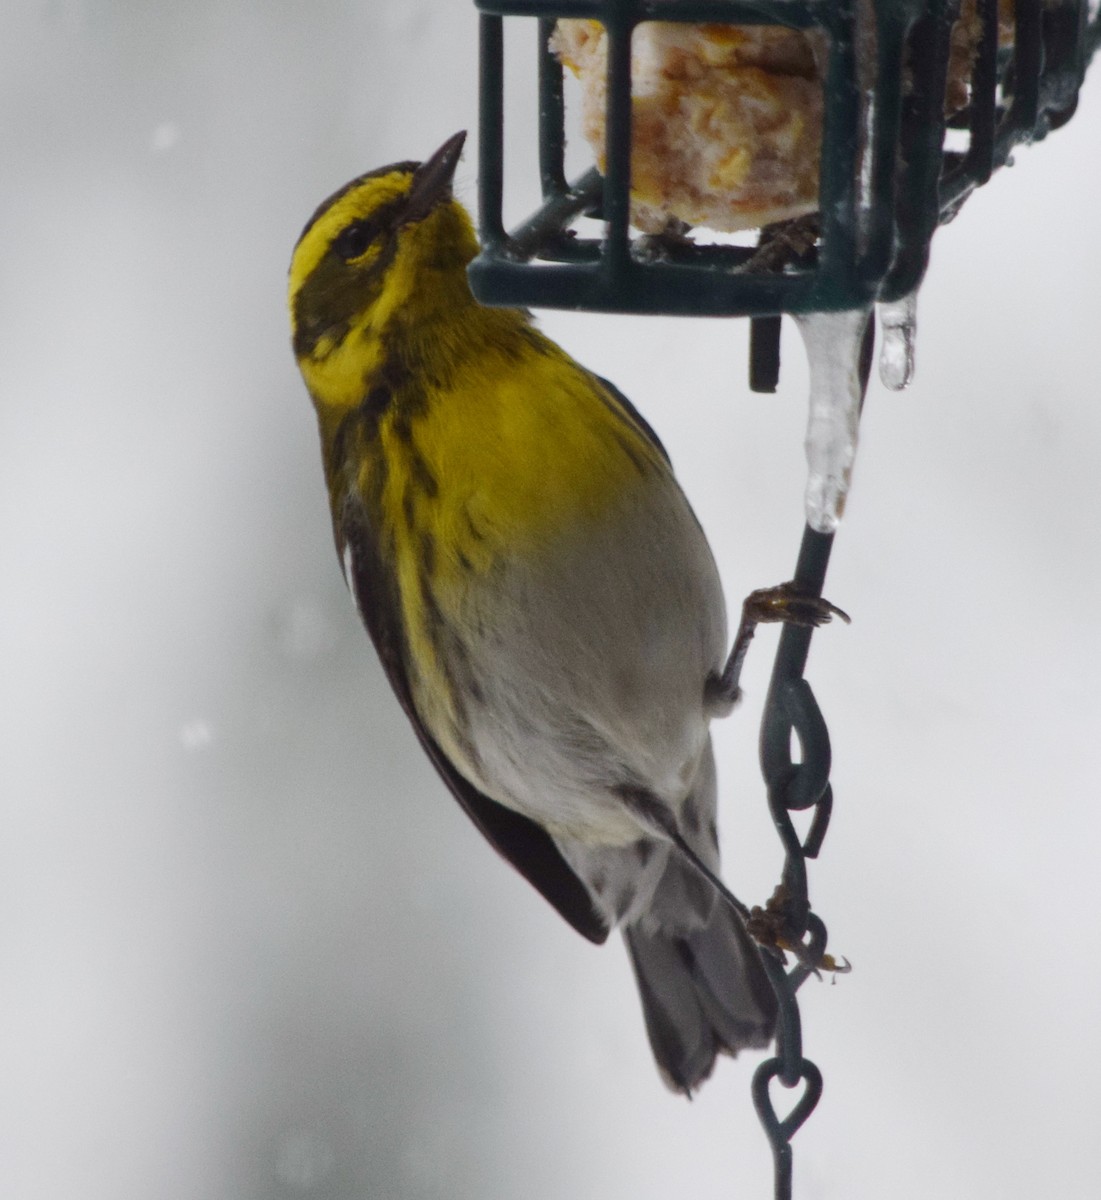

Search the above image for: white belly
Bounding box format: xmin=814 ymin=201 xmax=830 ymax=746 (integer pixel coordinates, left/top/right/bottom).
xmin=443 ymin=472 xmax=727 ymax=845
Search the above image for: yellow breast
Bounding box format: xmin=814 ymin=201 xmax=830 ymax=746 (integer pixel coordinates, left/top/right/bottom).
xmin=363 ymin=334 xmax=667 ymax=766
xmin=373 ymin=336 xmax=663 ymax=589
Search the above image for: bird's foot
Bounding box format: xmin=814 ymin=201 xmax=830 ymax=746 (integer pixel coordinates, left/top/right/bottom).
xmin=743 ymin=582 xmax=850 ymax=631
xmin=709 ymin=582 xmax=850 ymax=711
xmin=747 ymin=884 xmax=850 ymax=976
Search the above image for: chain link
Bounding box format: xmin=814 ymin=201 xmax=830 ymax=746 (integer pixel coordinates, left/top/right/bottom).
xmin=746 ymin=320 xmax=872 ymax=1199
xmin=751 ymin=550 xmax=838 ymax=1198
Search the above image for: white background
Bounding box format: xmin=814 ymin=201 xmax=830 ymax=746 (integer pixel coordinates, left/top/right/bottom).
xmin=3 ymin=3 xmax=1100 ymax=1197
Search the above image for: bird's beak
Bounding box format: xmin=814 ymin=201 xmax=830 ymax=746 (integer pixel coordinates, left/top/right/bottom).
xmin=404 ymin=131 xmax=467 ymax=223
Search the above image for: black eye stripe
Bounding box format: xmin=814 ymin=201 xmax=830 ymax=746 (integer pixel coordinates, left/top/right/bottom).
xmin=332 ymin=220 xmax=380 ymax=260
xmin=331 ymin=197 xmax=408 ymax=261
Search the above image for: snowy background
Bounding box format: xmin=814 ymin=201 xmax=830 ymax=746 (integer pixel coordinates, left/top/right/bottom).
xmin=3 ymin=3 xmax=1101 ymax=1198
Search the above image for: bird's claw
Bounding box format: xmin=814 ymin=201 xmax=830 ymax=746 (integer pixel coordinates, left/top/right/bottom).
xmin=774 ymin=941 xmax=852 ymax=977
xmin=746 ymin=884 xmax=850 ymax=977
xmin=712 ymin=582 xmax=849 ymax=710
xmin=742 ymin=582 xmax=850 ymax=630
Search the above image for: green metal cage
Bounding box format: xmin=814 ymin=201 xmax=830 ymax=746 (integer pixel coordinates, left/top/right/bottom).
xmin=469 ymin=0 xmax=1097 ymax=325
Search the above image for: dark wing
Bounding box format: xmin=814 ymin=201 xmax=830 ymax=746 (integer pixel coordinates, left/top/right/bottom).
xmin=340 ymin=502 xmax=610 ymax=945
xmin=593 ymin=374 xmax=672 ymax=466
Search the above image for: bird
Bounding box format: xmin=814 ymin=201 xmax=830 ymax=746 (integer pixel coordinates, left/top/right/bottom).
xmin=287 ymin=130 xmax=842 ymax=1092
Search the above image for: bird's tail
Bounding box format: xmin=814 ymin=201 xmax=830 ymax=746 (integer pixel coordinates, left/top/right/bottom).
xmin=624 ymin=869 xmax=777 ymax=1094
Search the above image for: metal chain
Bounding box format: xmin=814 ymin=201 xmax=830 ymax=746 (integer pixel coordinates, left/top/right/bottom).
xmin=748 ymin=318 xmax=872 ymax=1200
xmin=750 ymin=525 xmax=838 ymax=1200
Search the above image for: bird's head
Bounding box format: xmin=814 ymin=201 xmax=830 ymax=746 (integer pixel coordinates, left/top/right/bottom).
xmin=288 ymin=131 xmax=475 ymax=372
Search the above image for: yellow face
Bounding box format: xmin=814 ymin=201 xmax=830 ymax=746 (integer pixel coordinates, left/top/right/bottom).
xmin=287 ymin=133 xmax=475 ymax=383
xmin=288 ymin=164 xmax=418 ymax=361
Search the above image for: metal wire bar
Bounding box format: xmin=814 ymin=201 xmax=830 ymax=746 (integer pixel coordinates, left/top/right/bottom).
xmin=877 ymin=0 xmax=953 ymax=301
xmin=749 ymin=317 xmax=782 ymax=394
xmin=748 ymin=316 xmax=872 ymax=1199
xmin=940 ymin=0 xmax=1097 ymax=217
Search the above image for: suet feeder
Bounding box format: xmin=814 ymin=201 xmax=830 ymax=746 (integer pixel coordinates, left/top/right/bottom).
xmin=470 ymin=0 xmax=1098 ymax=385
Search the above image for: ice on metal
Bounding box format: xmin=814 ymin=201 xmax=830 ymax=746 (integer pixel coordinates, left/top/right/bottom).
xmin=795 ymin=308 xmax=871 ymax=534
xmin=877 ymin=288 xmax=919 ymax=391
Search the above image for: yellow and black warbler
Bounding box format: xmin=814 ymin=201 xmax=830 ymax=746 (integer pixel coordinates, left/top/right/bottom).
xmin=288 ymin=132 xmax=839 ymax=1092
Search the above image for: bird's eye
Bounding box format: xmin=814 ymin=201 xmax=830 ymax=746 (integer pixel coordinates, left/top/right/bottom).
xmin=332 ymin=220 xmax=379 ymax=261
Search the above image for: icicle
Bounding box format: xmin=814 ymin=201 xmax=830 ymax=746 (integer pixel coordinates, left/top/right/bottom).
xmin=877 ymin=288 xmax=919 ymax=390
xmin=795 ymin=308 xmax=871 ymax=534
